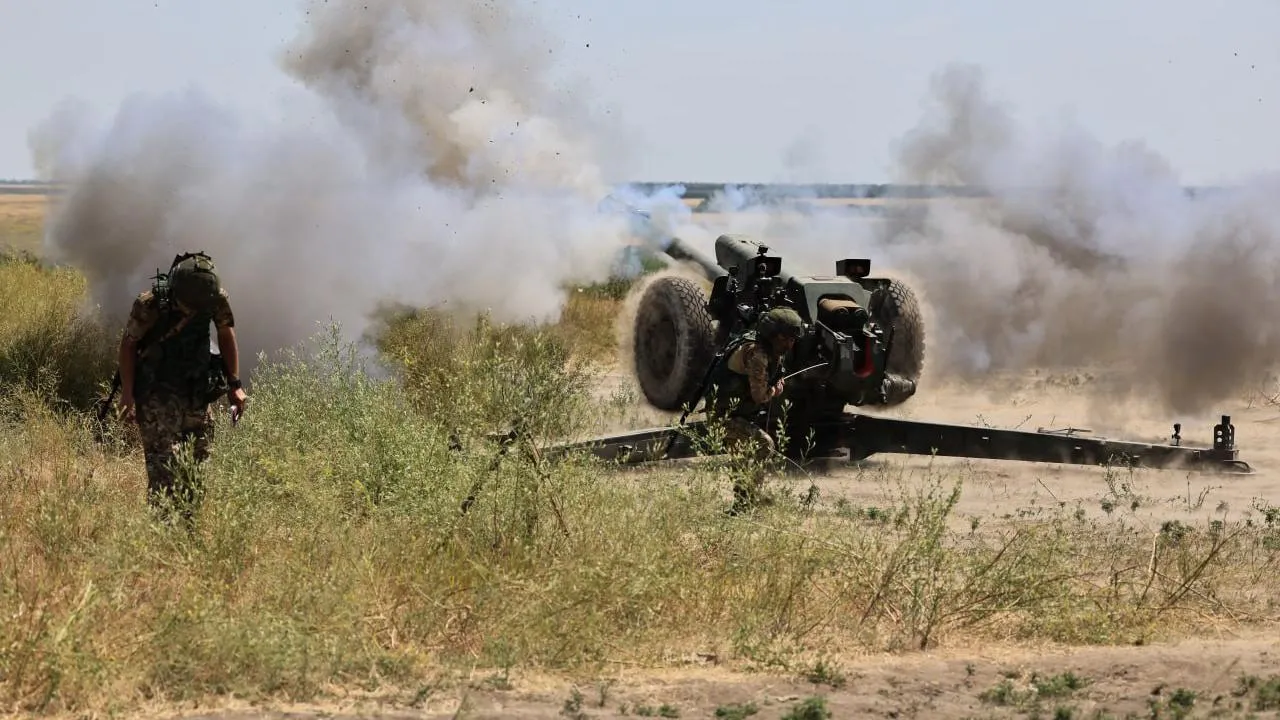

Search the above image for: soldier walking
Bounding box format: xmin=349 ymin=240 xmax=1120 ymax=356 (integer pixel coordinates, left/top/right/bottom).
xmin=115 ymin=252 xmax=248 ymax=523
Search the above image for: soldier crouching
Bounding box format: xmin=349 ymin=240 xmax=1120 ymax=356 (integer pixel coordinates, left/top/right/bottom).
xmin=115 ymin=252 xmax=248 ymax=524
xmin=703 ymin=307 xmax=804 ymax=515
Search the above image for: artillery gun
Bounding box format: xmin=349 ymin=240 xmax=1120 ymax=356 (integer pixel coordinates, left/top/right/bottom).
xmin=632 ymin=233 xmax=924 ymax=457
xmin=541 ymin=228 xmax=1252 ymax=475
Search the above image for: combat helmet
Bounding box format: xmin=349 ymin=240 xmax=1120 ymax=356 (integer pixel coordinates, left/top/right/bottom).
xmin=167 ymin=251 xmax=221 ymax=313
xmin=756 ymin=306 xmax=804 ymax=341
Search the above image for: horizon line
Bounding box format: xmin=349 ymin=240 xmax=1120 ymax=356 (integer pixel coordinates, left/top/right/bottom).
xmin=0 ymin=179 xmax=1240 ymax=198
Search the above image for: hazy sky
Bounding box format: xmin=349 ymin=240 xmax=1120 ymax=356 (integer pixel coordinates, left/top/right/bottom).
xmin=1 ymin=0 xmax=1276 ymax=184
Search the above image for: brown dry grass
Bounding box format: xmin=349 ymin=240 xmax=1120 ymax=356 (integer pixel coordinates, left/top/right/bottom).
xmin=0 ymin=194 xmax=46 ymax=255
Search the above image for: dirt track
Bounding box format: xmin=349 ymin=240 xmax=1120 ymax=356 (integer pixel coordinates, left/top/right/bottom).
xmin=594 ymin=354 xmax=1280 ymax=531
xmin=813 ymin=367 xmax=1280 ymax=530
xmin=159 ymin=632 xmax=1280 ymax=718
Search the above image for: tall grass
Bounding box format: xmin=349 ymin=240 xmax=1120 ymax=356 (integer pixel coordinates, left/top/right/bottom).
xmin=369 ymin=305 xmax=602 ymax=442
xmin=0 ymin=251 xmax=116 ymax=412
xmin=2 ymin=253 xmax=1279 ymax=715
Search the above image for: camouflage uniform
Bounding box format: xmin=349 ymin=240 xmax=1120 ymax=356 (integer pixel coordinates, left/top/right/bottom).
xmin=704 ymin=308 xmax=804 ymax=513
xmin=125 ymin=285 xmax=236 ymax=519
xmin=717 ymin=339 xmax=780 ymax=510
xmin=720 ymin=340 xmax=779 ymax=457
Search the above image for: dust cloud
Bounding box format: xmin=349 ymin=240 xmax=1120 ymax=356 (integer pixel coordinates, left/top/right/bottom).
xmin=675 ymin=64 xmax=1280 ymax=418
xmin=28 ymin=0 xmax=670 ymax=376
xmin=883 ymin=64 xmax=1280 ymax=416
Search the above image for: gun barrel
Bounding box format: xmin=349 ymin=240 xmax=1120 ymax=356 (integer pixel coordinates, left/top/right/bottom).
xmin=661 ymin=237 xmax=728 ymax=279
xmin=713 ymin=232 xmax=796 ymax=286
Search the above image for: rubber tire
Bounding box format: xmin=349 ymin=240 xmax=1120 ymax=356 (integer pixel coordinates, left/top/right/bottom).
xmin=632 ymin=276 xmax=717 ymax=411
xmin=881 ymin=278 xmax=926 ymax=383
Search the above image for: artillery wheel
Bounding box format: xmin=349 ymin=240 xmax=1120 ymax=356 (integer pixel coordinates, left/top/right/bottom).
xmin=880 ymin=278 xmax=926 ymax=387
xmin=633 ymin=276 xmax=717 ymax=411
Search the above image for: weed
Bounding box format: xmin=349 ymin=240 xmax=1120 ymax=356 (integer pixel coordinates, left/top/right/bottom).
xmin=978 ymin=671 xmax=1091 ymax=714
xmin=715 ymin=702 xmax=759 ymax=719
xmin=1234 ymin=673 xmax=1280 ymax=711
xmin=781 ymin=696 xmax=832 ymax=720
xmin=1033 ymin=671 xmax=1090 ymax=698
xmin=1147 ymin=685 xmax=1197 ymax=719
xmin=802 ymin=657 xmax=847 ymax=689
xmin=978 ymin=679 xmax=1019 ymax=706
xmin=596 ymin=679 xmax=616 ymax=707
xmin=562 ymin=687 xmax=585 ymax=718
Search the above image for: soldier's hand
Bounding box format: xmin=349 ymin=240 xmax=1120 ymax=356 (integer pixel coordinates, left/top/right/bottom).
xmin=229 ymin=387 xmax=248 ymax=416
xmin=118 ymin=391 xmax=136 ymax=423
xmin=772 ymin=379 xmax=785 ymax=397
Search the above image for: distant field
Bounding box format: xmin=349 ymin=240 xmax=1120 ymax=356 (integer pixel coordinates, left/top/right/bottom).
xmin=0 ymin=194 xmax=45 ymax=255
xmin=0 ymin=183 xmax=57 ymax=195
xmin=0 ymin=185 xmax=933 ymax=261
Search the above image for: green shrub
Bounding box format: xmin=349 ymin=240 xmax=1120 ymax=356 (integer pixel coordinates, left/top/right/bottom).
xmin=0 ymin=251 xmax=116 ymax=412
xmin=368 ymin=307 xmax=601 ymax=442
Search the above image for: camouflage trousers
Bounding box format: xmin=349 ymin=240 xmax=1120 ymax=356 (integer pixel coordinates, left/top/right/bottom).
xmin=135 ymin=391 xmax=214 ymax=522
xmin=721 ymin=416 xmax=776 ymax=513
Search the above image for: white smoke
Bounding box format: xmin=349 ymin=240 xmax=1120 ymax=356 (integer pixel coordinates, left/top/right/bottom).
xmin=29 ymin=0 xmax=680 ymax=375
xmin=29 ymin=2 xmax=1280 ymax=420
xmin=879 ymin=64 xmax=1280 ymax=415
xmin=671 ymin=64 xmax=1280 ymax=417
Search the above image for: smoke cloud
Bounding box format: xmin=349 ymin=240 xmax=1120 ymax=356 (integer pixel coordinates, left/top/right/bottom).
xmin=673 ymin=64 xmax=1280 ymax=417
xmin=28 ymin=2 xmax=1280 ymax=422
xmin=30 ymin=0 xmax=674 ymax=377
xmin=882 ymin=64 xmax=1280 ymax=416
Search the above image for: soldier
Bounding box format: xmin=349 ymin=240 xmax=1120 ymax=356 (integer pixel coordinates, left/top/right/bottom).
xmin=703 ymin=306 xmax=804 ymax=514
xmin=116 ymin=252 xmax=248 ymax=523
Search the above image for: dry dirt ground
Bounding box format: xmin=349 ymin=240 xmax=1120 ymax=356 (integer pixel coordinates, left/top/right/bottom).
xmin=809 ymin=368 xmax=1278 ymax=531
xmin=141 ymin=633 xmax=1280 ymax=719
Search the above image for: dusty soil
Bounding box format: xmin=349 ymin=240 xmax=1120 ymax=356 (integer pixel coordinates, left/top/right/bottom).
xmin=810 ymin=368 xmax=1279 ymax=530
xmin=592 ymin=359 xmax=1280 ymax=531
xmin=152 ymin=633 xmax=1280 ymax=718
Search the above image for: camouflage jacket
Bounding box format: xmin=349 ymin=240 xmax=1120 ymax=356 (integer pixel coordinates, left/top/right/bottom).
xmin=126 ymin=287 xmax=235 ymax=402
xmin=705 ymin=331 xmax=782 ymax=419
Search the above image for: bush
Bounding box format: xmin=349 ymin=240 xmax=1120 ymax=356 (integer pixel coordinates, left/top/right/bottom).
xmin=368 ymin=307 xmax=602 ymax=442
xmin=0 ymin=250 xmax=116 ymax=412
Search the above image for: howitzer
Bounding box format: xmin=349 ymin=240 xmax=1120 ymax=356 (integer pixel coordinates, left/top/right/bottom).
xmin=537 ymin=227 xmax=1253 ymax=474
xmin=633 ymin=232 xmax=923 ymax=454
xmin=535 ymin=413 xmax=1251 ymax=474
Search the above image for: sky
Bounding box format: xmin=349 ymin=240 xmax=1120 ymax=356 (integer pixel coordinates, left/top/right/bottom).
xmin=1 ymin=0 xmax=1277 ymax=185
